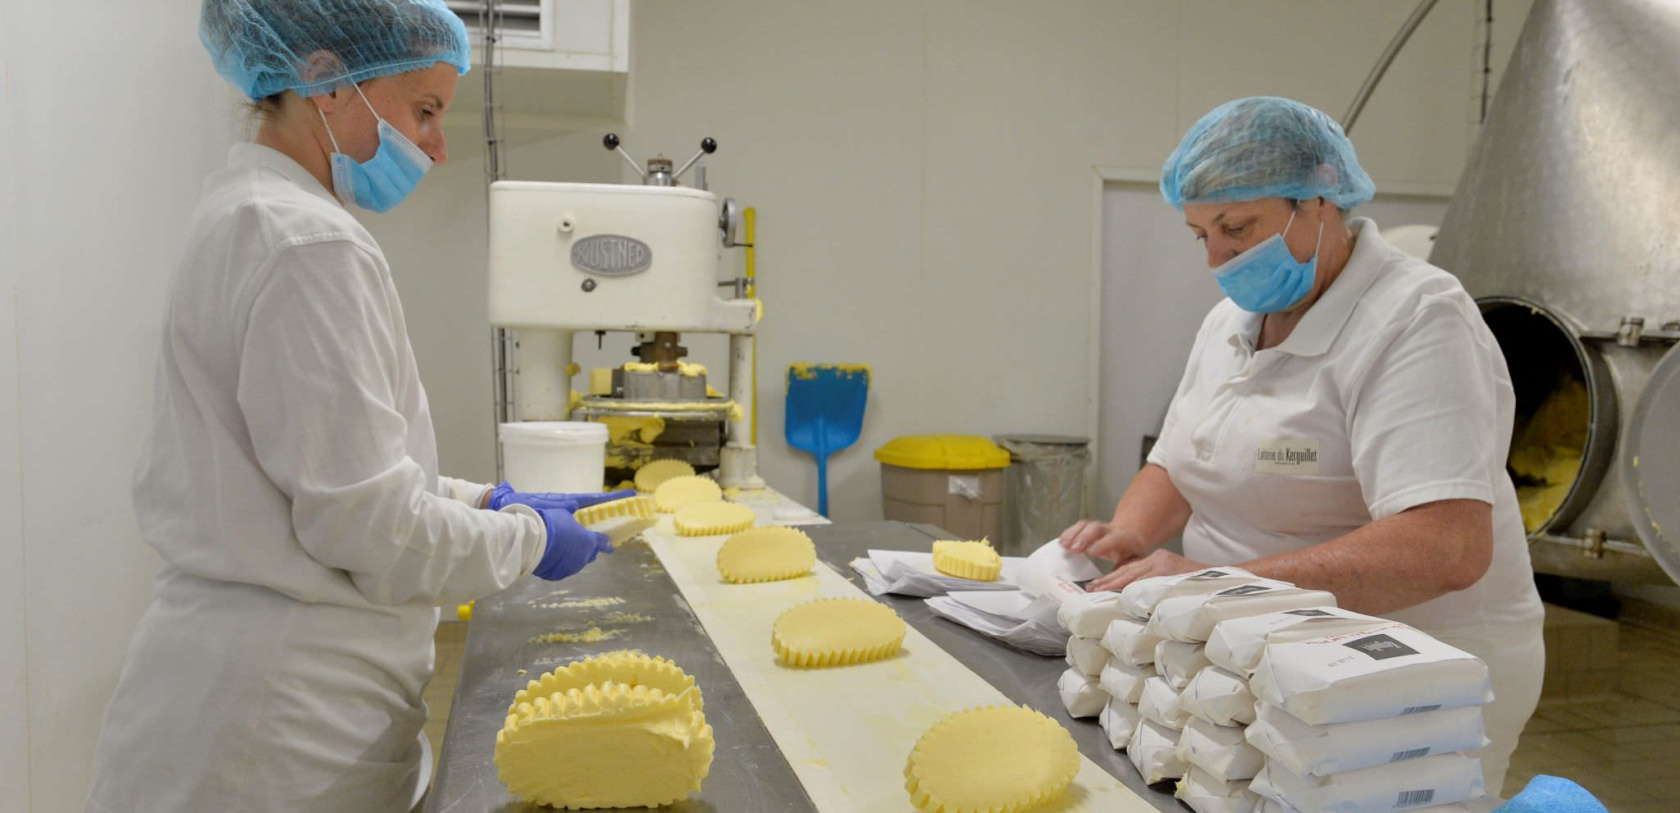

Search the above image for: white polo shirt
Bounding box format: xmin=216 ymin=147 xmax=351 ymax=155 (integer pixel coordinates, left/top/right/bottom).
xmin=1147 ymin=218 xmax=1543 ymax=639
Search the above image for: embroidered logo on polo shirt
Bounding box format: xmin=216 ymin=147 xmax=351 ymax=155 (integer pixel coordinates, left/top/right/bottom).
xmin=1255 ymin=439 xmax=1320 ymax=475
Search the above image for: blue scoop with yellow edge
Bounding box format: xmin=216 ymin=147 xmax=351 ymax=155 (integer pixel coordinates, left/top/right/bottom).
xmin=785 ymin=364 xmax=871 ymax=517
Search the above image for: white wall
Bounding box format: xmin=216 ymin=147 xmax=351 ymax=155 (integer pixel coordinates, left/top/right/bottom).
xmin=0 ymin=3 xmax=31 ymax=809
xmin=389 ymin=0 xmax=1533 ymax=520
xmin=0 ymin=1 xmax=241 ymax=809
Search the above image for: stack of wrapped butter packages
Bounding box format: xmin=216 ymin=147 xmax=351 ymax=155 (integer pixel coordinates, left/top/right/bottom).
xmin=1058 ymin=567 xmax=1497 ymax=813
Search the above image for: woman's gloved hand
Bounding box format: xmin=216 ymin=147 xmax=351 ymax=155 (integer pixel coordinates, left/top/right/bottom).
xmin=532 ymin=507 xmax=614 ymax=581
xmin=487 ymin=483 xmax=636 ymax=513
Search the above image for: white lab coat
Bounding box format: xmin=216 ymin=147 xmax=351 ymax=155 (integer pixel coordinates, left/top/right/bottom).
xmin=1148 ymin=219 xmax=1545 ymax=794
xmin=85 ymin=143 xmax=548 ymax=813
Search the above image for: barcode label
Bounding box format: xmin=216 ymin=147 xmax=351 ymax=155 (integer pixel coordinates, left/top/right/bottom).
xmin=1396 ymin=789 xmax=1436 ymax=808
xmin=1400 ymin=704 xmax=1441 ymax=714
xmin=1390 ymin=747 xmax=1431 ymax=762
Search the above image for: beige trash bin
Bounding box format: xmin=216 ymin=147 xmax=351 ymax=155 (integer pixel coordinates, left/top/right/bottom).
xmin=874 ymin=435 xmax=1010 ymax=540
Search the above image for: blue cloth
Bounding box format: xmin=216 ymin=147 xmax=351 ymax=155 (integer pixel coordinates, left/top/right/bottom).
xmin=487 ymin=484 xmax=638 ymax=514
xmin=1160 ymin=96 xmax=1375 ymax=210
xmin=200 ymin=0 xmax=471 ymax=100
xmin=532 ymin=508 xmax=613 ymax=581
xmin=1495 ymin=775 xmax=1610 ymax=813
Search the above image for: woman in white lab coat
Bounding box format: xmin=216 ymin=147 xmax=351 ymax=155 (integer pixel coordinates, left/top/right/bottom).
xmin=1061 ymin=97 xmax=1544 ymax=793
xmin=85 ymin=2 xmax=627 ymax=810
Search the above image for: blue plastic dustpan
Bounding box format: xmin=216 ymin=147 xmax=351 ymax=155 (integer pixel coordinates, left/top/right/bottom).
xmin=784 ymin=364 xmax=870 ymax=517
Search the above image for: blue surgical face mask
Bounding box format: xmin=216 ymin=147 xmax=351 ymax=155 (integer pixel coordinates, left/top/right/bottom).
xmin=317 ymin=85 xmax=432 ymax=213
xmin=1212 ymin=208 xmax=1324 ymax=313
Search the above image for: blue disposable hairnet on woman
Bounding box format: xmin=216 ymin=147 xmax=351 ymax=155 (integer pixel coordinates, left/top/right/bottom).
xmin=1160 ymin=96 xmax=1376 ymax=210
xmin=201 ymin=0 xmax=472 ymax=100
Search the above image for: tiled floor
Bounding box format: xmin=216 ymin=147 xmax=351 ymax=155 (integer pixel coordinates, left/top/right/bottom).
xmin=1504 ymin=621 xmax=1680 ymax=811
xmin=423 ymin=615 xmax=1680 ymax=808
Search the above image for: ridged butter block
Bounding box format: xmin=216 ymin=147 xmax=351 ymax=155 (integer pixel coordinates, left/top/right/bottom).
xmin=635 ymin=459 xmax=696 ymax=493
xmin=904 ymin=705 xmax=1080 ymax=813
xmin=717 ymin=527 xmax=817 ymax=584
xmin=673 ymin=502 xmax=756 ymax=537
xmin=654 ymin=476 xmax=723 ymax=513
xmin=932 ymin=540 xmax=1003 ymax=582
xmin=771 ymin=598 xmax=907 ymax=668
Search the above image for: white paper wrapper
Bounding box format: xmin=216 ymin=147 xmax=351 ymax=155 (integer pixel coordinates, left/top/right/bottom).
xmin=1065 ymin=633 xmax=1112 ymax=677
xmin=1100 ymin=697 xmax=1143 ymax=750
xmin=1177 ymin=716 xmax=1265 ymax=782
xmin=1180 ymin=666 xmax=1258 ymax=727
xmin=1207 ymin=606 xmax=1388 ymax=676
xmin=1057 ymin=589 xmax=1130 ymax=638
xmin=1058 ymin=667 xmax=1107 ymax=718
xmin=1250 ymin=624 xmax=1493 ymax=725
xmin=1157 ymin=639 xmax=1214 ymax=690
xmin=1148 ymin=583 xmax=1338 ymax=643
xmin=1176 ymin=766 xmax=1260 ymax=813
xmin=1250 ymin=752 xmax=1485 ymax=813
xmin=1140 ymin=675 xmax=1190 ymax=730
xmin=1130 ymin=717 xmax=1189 ymax=785
xmin=1101 ymin=616 xmax=1163 ymax=667
xmin=1118 ymin=567 xmax=1263 ymax=619
xmin=1246 ymin=702 xmax=1488 ymax=778
xmin=1099 ymin=658 xmax=1152 ymax=705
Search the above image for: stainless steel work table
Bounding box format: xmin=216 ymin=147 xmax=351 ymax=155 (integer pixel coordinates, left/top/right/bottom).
xmin=426 ymin=520 xmax=1181 ymax=812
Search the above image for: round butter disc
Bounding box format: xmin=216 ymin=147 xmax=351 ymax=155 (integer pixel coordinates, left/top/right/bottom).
xmin=717 ymin=527 xmax=817 ymax=584
xmin=772 ymin=598 xmax=906 ymax=668
xmin=904 ymin=705 xmax=1080 ymax=813
xmin=932 ymin=540 xmax=1003 ymax=582
xmin=636 ymin=459 xmax=697 ymax=493
xmin=673 ymin=502 xmax=756 ymax=537
xmin=655 ymin=476 xmax=723 ymax=513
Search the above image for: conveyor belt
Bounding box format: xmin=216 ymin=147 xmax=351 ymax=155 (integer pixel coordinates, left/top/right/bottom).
xmin=426 ymin=520 xmax=1181 ymax=812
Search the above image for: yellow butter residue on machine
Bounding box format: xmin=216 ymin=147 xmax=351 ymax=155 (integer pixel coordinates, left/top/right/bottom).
xmin=1509 ymin=377 xmax=1589 ymax=532
xmin=496 ymin=652 xmax=714 ymax=809
xmin=624 ymin=361 xmax=709 ymax=377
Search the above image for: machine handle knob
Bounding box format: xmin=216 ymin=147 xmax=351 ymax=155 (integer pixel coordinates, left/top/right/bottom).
xmin=701 ymin=137 xmax=717 ymax=154
xmin=603 ymin=133 xmax=620 ymax=150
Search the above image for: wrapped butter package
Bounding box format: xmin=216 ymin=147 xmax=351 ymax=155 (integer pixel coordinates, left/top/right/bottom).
xmin=1208 ymin=606 xmax=1389 ymax=676
xmin=1246 ymin=702 xmax=1487 ymax=778
xmin=1099 ymin=658 xmax=1152 ymax=705
xmin=1157 ymin=639 xmax=1214 ymax=690
xmin=1139 ymin=675 xmax=1190 ymax=730
xmin=1101 ymin=617 xmax=1163 ymax=667
xmin=1119 ymin=567 xmax=1263 ymax=619
xmin=1100 ymin=697 xmax=1143 ymax=750
xmin=1176 ymin=766 xmax=1260 ymax=813
xmin=1058 ymin=667 xmax=1107 ymax=718
xmin=1250 ymin=751 xmax=1484 ymax=813
xmin=1130 ymin=717 xmax=1189 ymax=785
xmin=1065 ymin=634 xmax=1112 ymax=677
xmin=1148 ymin=583 xmax=1338 ymax=643
xmin=1177 ymin=715 xmax=1265 ymax=782
xmin=1057 ymin=590 xmax=1129 ymax=638
xmin=1179 ymin=666 xmax=1258 ymax=727
xmin=1250 ymin=624 xmax=1493 ymax=725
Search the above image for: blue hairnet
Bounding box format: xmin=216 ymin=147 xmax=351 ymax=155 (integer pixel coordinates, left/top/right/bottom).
xmin=1160 ymin=96 xmax=1375 ymax=210
xmin=201 ymin=0 xmax=472 ymax=100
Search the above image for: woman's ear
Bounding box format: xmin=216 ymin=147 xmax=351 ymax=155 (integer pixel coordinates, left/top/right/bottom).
xmin=299 ymin=49 xmax=345 ymax=113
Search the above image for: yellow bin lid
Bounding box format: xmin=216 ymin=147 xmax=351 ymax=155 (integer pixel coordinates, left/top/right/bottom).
xmin=875 ymin=435 xmax=1010 ymax=471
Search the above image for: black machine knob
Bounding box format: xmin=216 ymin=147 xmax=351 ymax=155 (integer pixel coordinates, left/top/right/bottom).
xmin=701 ymin=137 xmax=717 ymax=154
xmin=603 ymin=133 xmax=621 ymax=150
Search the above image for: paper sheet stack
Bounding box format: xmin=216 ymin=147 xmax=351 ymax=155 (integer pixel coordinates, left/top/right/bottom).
xmin=917 ymin=539 xmax=1103 ymax=655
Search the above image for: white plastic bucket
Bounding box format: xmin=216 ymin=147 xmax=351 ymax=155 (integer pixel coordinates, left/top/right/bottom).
xmin=498 ymin=421 xmax=609 ymax=493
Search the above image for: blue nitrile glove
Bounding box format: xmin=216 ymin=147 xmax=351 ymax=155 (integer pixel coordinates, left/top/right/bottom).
xmin=488 ymin=483 xmax=636 ymax=513
xmin=532 ymin=507 xmax=614 ymax=581
xmin=1494 ymin=776 xmax=1609 ymax=813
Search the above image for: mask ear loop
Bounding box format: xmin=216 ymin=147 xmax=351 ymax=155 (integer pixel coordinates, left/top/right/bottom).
xmin=316 ymin=99 xmax=343 ymax=154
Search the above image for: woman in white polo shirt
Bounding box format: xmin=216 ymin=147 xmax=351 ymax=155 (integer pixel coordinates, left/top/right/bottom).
xmin=1061 ymin=96 xmax=1543 ymax=792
